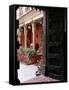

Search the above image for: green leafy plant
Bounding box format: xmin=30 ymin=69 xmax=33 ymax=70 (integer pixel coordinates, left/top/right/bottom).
xmin=17 ymin=47 xmax=37 ymax=61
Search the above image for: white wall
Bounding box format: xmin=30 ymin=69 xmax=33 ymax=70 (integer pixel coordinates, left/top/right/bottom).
xmin=0 ymin=0 xmax=69 ymax=90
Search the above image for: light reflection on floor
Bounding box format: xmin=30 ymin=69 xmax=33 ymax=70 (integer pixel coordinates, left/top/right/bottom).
xmin=18 ymin=63 xmax=58 ymax=83
xmin=18 ymin=63 xmax=38 ymax=83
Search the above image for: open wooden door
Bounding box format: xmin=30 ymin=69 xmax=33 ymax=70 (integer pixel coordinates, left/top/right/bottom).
xmin=45 ymin=8 xmax=67 ymax=81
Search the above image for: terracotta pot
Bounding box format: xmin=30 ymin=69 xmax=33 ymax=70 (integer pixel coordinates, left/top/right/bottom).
xmin=31 ymin=55 xmax=37 ymax=64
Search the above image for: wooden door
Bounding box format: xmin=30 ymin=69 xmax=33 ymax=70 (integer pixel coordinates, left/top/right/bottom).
xmin=45 ymin=8 xmax=67 ymax=81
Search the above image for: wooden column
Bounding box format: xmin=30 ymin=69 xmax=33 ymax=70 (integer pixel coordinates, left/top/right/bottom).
xmin=32 ymin=22 xmax=35 ymax=49
xmin=24 ymin=25 xmax=27 ymax=49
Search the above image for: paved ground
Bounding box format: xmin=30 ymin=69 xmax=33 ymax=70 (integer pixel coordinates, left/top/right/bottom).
xmin=23 ymin=75 xmax=59 ymax=83
xmin=18 ymin=63 xmax=59 ymax=83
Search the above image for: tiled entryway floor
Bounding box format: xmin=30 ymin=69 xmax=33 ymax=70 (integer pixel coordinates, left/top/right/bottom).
xmin=23 ymin=75 xmax=59 ymax=83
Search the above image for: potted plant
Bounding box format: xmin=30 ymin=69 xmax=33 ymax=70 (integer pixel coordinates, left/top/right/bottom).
xmin=17 ymin=47 xmax=38 ymax=65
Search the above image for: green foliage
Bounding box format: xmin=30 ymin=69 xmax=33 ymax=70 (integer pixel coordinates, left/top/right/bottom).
xmin=17 ymin=47 xmax=37 ymax=59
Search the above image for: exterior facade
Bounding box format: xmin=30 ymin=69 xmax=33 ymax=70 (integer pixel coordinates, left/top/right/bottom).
xmin=17 ymin=7 xmax=44 ymax=50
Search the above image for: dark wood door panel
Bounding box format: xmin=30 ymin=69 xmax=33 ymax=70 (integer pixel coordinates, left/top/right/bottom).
xmin=46 ymin=8 xmax=67 ymax=81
